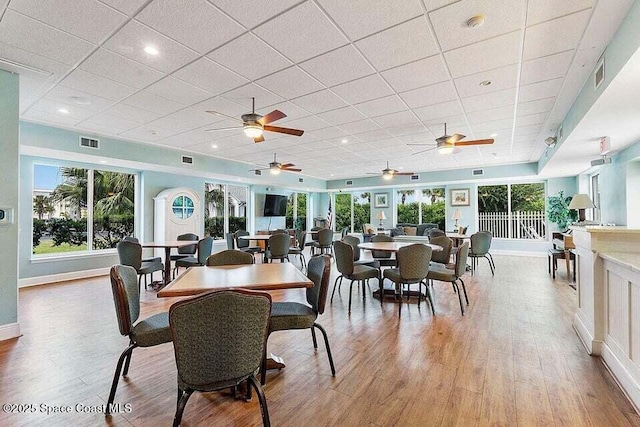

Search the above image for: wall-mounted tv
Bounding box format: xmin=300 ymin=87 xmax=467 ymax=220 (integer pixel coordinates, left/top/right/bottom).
xmin=263 ymin=194 xmax=288 ymax=217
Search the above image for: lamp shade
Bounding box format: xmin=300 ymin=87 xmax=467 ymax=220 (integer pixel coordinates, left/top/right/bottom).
xmin=452 ymin=209 xmax=462 ymax=220
xmin=568 ymin=194 xmax=595 ymax=209
xmin=376 ymin=211 xmax=387 ymax=220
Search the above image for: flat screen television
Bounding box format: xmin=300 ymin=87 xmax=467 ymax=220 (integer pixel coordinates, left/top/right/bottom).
xmin=263 ymin=194 xmax=288 ymax=217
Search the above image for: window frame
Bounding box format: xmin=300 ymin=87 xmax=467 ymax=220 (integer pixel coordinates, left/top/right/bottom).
xmin=204 ymin=181 xmax=250 ymax=239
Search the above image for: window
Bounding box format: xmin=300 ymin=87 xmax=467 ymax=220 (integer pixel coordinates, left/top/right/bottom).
xmin=286 ymin=193 xmax=307 ymax=230
xmin=396 ymin=190 xmax=418 ymax=223
xmin=353 ymin=192 xmax=370 ymax=234
xmin=334 ymin=193 xmax=352 ymax=232
xmin=478 ymin=183 xmax=546 ymax=239
xmin=171 ymin=195 xmax=194 ymax=219
xmin=33 ymin=165 xmax=136 ymax=255
xmin=204 ymin=182 xmax=248 ymax=239
xmin=420 ymin=188 xmax=445 ymax=229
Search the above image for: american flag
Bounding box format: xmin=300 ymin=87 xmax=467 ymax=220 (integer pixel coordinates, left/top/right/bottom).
xmin=327 ymin=199 xmax=333 ymax=229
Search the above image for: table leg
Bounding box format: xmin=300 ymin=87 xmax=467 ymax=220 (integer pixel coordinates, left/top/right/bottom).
xmin=564 ymin=250 xmax=571 ymax=280
xmin=164 ymin=246 xmax=172 ymax=285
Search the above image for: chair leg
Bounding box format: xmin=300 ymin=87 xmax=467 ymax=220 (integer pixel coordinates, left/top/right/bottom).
xmin=144 ymin=274 xmax=148 ymax=290
xmin=487 ymin=253 xmax=496 ymax=269
xmin=172 ymin=389 xmax=194 ymax=427
xmin=138 ymin=274 xmax=142 ymax=291
xmin=106 ymin=343 xmax=136 ymax=415
xmin=459 ymin=278 xmax=469 ymax=305
xmin=247 ymin=375 xmax=271 ymax=427
xmin=331 ymin=275 xmax=342 ymax=303
xmin=348 ymin=279 xmax=355 ymax=314
xmin=453 ymin=281 xmax=465 ymax=315
xmin=397 ymin=283 xmax=402 ymax=317
xmin=122 ymin=346 xmax=134 ymax=376
xmin=311 ymin=327 xmax=318 ymax=349
xmin=485 ymin=255 xmax=495 ymax=275
xmin=260 ymin=341 xmax=268 ymax=385
xmin=313 ymin=323 xmax=336 ymax=376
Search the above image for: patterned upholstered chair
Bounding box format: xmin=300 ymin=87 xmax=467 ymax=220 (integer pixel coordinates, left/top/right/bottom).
xmin=312 ymin=228 xmax=333 ymax=256
xmin=288 ymin=229 xmax=307 ymax=269
xmin=428 ymin=228 xmax=446 ymax=239
xmin=169 ymin=233 xmax=199 ymax=264
xmin=106 ymin=265 xmax=172 ymax=415
xmin=122 ymin=236 xmax=160 ymax=263
xmin=370 ymin=234 xmax=396 ymax=268
xmin=206 ymin=249 xmax=254 ymax=266
xmin=429 ymin=236 xmax=453 ymax=266
xmin=174 ymin=237 xmax=213 ymax=276
xmin=117 ymin=240 xmax=164 ymax=290
xmin=261 ymin=255 xmax=335 ymax=384
xmin=264 ymin=233 xmax=290 ymax=263
xmin=225 ymin=233 xmax=236 ymax=250
xmin=342 ymin=235 xmax=379 ymax=268
xmin=332 ymin=240 xmax=380 ymax=314
xmin=169 ymin=290 xmax=272 ymax=427
xmin=235 ymin=230 xmax=262 ymax=258
xmin=383 ymin=244 xmax=434 ymax=317
xmin=427 ymin=242 xmax=470 ymax=315
xmin=469 ymin=231 xmax=495 ymax=275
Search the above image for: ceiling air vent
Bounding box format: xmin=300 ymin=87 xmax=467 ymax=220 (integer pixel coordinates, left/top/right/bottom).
xmin=79 ymin=136 xmax=99 ymax=149
xmin=254 ymin=170 xmax=262 ymax=176
xmin=410 ymin=174 xmax=420 ymax=181
xmin=345 ymin=180 xmax=353 ymax=186
xmin=595 ymin=57 xmax=605 ymax=89
xmin=472 ymin=169 xmax=484 ymax=176
xmin=298 ymin=178 xmax=304 ymax=183
xmin=181 ymin=155 xmax=193 ymax=165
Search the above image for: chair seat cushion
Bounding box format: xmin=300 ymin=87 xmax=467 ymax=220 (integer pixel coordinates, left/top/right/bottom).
xmin=427 ymin=263 xmax=455 ymax=282
xmin=142 ymin=256 xmax=162 ymax=263
xmin=383 ymin=268 xmax=424 ymax=284
xmin=269 ymin=302 xmax=316 ymax=332
xmin=131 ymin=312 xmax=172 ymax=347
xmin=175 ymin=256 xmax=201 ymax=267
xmin=289 ymin=247 xmax=302 ymax=254
xmin=350 ymin=265 xmax=379 ymax=281
xmin=170 ymin=254 xmax=189 ymax=261
xmin=139 ymin=261 xmax=164 ymax=274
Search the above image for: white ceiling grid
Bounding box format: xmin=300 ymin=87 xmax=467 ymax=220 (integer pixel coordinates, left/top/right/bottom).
xmin=0 ymin=0 xmax=630 ymax=179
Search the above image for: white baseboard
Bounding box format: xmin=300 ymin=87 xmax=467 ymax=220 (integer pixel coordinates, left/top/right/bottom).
xmin=601 ymin=343 xmax=640 ymax=413
xmin=19 ymin=267 xmax=110 ymax=288
xmin=573 ymin=312 xmax=601 ymax=355
xmin=0 ymin=322 xmax=21 ymax=342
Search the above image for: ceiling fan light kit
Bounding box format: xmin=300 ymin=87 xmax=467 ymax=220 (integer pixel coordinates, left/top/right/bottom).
xmin=243 ymin=123 xmax=263 ymax=138
xmin=408 ymin=123 xmax=495 ymax=156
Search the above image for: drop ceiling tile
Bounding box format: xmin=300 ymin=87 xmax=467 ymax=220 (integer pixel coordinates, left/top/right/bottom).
xmin=338 ymin=119 xmax=380 ymax=135
xmin=172 ymin=57 xmax=248 ymax=95
xmin=60 ymin=69 xmax=137 ymax=101
xmin=136 ymin=0 xmax=244 ymax=54
xmin=29 ymin=98 xmax=95 ymax=121
xmin=515 ymin=112 xmax=547 ymax=127
xmin=146 ymin=76 xmax=213 ymax=105
xmin=44 ymin=86 xmax=113 ymax=113
xmin=520 ymin=50 xmax=574 ymax=84
xmin=291 ymin=89 xmax=348 ymax=114
xmin=354 ymin=95 xmax=408 ymax=118
xmin=102 ymin=103 xmax=161 ymax=124
xmin=461 ymin=88 xmax=517 ymax=112
xmin=454 ymin=64 xmax=518 ymax=98
xmin=331 ymin=74 xmax=394 ymax=104
xmin=386 ymin=122 xmax=430 ymax=137
xmin=120 ymin=125 xmax=180 ymax=141
xmin=299 ymin=45 xmax=375 ymax=87
xmin=122 ymin=90 xmax=186 ymax=115
xmin=256 ymin=67 xmax=325 ymax=100
xmin=79 ymin=113 xmax=141 ymax=132
xmin=467 ymin=105 xmax=514 ymax=124
xmin=221 ymin=83 xmax=285 ymax=110
xmin=0 ymin=40 xmax=70 ymax=78
xmin=527 ymin=0 xmax=594 ymax=26
xmin=317 ymin=106 xmax=366 ymax=126
xmin=429 ymin=0 xmax=526 ymax=51
xmin=210 ymin=0 xmax=303 ymax=29
xmin=22 ymin=108 xmax=82 ymax=126
xmin=471 ymin=118 xmax=513 ymax=133
xmin=445 ymin=31 xmax=522 ymax=78
xmin=356 ymin=17 xmax=438 ymax=71
xmin=158 ymin=108 xmax=219 ymax=130
xmin=99 ymin=0 xmax=148 ymax=16
xmin=515 ymin=124 xmax=542 ymax=136
xmin=192 ymin=96 xmax=252 ymax=118
xmin=372 ymin=111 xmax=420 ymax=128
xmin=104 ymin=21 xmax=199 ymax=73
xmin=318 ymin=0 xmax=423 ymax=40
xmin=306 ymin=126 xmax=350 ymax=141
xmin=254 ymin=2 xmax=348 ymax=63
xmin=518 ymin=78 xmax=564 ymax=102
xmin=399 ymin=80 xmax=458 ymax=109
xmin=517 ymin=97 xmax=556 ymax=116
xmin=414 ymin=100 xmax=463 ymax=121
xmin=424 ymin=115 xmax=468 ymax=130
xmin=265 ymin=101 xmax=311 ymax=123
xmin=523 ymin=10 xmax=591 ymax=60
xmin=381 ymin=55 xmax=449 ymax=93
xmin=353 ymin=129 xmax=393 ymax=142
xmin=0 ymin=10 xmax=95 ymax=65
xmin=277 ymin=116 xmax=331 ymax=132
xmin=9 ymin=0 xmax=126 ymax=44
xmin=80 ymin=48 xmax=164 ymax=88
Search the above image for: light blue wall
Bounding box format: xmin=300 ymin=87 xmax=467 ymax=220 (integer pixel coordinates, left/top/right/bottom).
xmin=0 ymin=70 xmax=19 ymax=326
xmin=597 ymin=141 xmax=640 ymax=226
xmin=445 ymin=184 xmax=478 ymax=234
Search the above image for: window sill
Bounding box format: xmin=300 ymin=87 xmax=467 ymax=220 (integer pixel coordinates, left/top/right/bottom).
xmin=31 ymin=249 xmax=118 ymax=263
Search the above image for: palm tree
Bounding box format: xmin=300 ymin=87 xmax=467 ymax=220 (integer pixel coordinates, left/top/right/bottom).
xmin=51 ymin=168 xmax=88 ymax=218
xmin=422 ymin=188 xmax=445 ymax=204
xmin=33 ymin=195 xmax=55 ymax=219
xmin=204 ymin=183 xmax=225 ymax=217
xmin=398 ymin=190 xmax=415 ymax=205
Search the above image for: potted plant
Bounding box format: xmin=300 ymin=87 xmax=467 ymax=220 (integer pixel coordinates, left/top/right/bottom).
xmin=547 ymin=191 xmax=577 ymax=231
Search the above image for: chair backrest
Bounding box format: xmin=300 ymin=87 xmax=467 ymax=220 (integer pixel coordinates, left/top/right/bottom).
xmin=206 ymin=250 xmax=254 ymax=266
xmin=306 ymin=255 xmax=331 ymax=314
xmin=235 ymin=230 xmax=250 ymax=249
xmin=197 ymin=237 xmax=214 ymax=264
xmin=390 ymin=227 xmax=405 ymax=237
xmin=455 ymin=242 xmax=470 ymax=277
xmin=333 ymin=240 xmax=354 ymax=276
xmin=341 ymin=227 xmax=349 ymax=238
xmin=110 ymin=265 xmax=140 ymax=336
xmin=417 ymin=223 xmax=437 ymax=236
xmin=429 ymin=236 xmax=453 ymax=264
xmin=122 ymin=236 xmax=139 ymax=243
xmin=296 ymin=229 xmax=307 ymax=249
xmin=225 ymin=233 xmax=235 ymax=250
xmin=428 ymin=228 xmax=446 ymax=239
xmin=362 ymin=223 xmax=375 ymax=234
xmin=268 ymin=233 xmax=290 ymax=257
xmin=397 ymin=244 xmax=432 ymax=281
xmin=342 ymin=235 xmax=361 ymax=261
xmin=470 ymin=231 xmax=492 ymax=255
xmin=317 ymin=228 xmax=333 ymax=246
xmin=272 ymin=229 xmax=288 ymax=234
xmin=310 ymin=227 xmax=322 ymax=242
xmin=169 ymin=290 xmax=272 ymax=390
xmin=459 ymin=226 xmax=469 ymax=235
xmin=370 ymin=234 xmax=393 ymax=259
xmin=177 ymin=233 xmax=199 ymax=255
xmin=117 ymin=240 xmax=142 ymax=270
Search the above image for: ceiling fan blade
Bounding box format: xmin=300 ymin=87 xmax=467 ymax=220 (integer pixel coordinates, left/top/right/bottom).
xmin=455 ymin=138 xmax=494 ymax=146
xmin=366 ymin=172 xmax=380 ymax=175
xmin=258 ymin=110 xmax=286 ymax=125
xmin=263 ymin=125 xmax=304 ymax=136
xmin=282 ymin=168 xmax=302 ymax=172
xmin=395 ymin=172 xmax=415 ymax=176
xmin=406 ymin=143 xmax=435 ymax=146
xmin=280 ymin=163 xmax=295 ymax=168
xmin=205 ymin=126 xmax=243 ymax=132
xmin=253 ymin=135 xmax=265 ymax=143
xmin=411 ymin=146 xmax=439 ymax=155
xmin=206 ymin=110 xmax=242 ymax=122
xmin=447 ymin=133 xmax=465 ymax=144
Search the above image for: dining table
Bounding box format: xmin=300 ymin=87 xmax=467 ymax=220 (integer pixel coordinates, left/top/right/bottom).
xmin=445 ymin=232 xmax=471 ymax=249
xmin=141 ymin=240 xmax=199 ymax=288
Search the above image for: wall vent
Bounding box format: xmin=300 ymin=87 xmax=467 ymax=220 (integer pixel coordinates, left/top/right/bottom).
xmin=298 ymin=177 xmax=304 ymax=183
xmin=558 ymin=124 xmax=563 ymax=140
xmin=254 ymin=170 xmax=262 ymax=176
xmin=345 ymin=180 xmax=353 ymax=186
xmin=79 ymin=136 xmax=99 ymax=149
xmin=410 ymin=174 xmax=420 ymax=181
xmin=181 ymin=155 xmax=194 ymax=165
xmin=472 ymin=169 xmax=484 ymax=176
xmin=595 ymin=57 xmax=605 ymax=89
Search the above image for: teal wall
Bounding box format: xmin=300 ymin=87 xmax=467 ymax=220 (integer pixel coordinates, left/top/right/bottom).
xmin=596 ymin=141 xmax=640 ymax=226
xmin=0 ymin=70 xmax=19 ymax=326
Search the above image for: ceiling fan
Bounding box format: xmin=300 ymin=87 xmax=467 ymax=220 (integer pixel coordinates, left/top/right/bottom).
xmin=366 ymin=161 xmax=414 ymax=181
xmin=205 ymin=97 xmax=304 ymax=143
xmin=408 ymin=123 xmax=494 ymax=155
xmin=250 ymin=153 xmax=302 ymax=175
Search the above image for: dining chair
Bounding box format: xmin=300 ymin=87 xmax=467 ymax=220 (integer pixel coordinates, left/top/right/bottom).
xmin=264 ymin=233 xmax=290 ymax=263
xmin=383 ymin=244 xmax=434 ymax=317
xmin=206 ymin=249 xmax=255 ymax=266
xmin=106 ymin=265 xmax=172 ymax=415
xmin=174 ymin=236 xmax=214 ymax=276
xmin=170 ymin=233 xmax=199 ymax=265
xmin=370 ymin=234 xmax=396 ymax=268
xmin=288 ymin=229 xmax=307 ymax=269
xmin=305 ymin=227 xmax=322 ymax=251
xmin=235 ymin=230 xmax=262 ymax=258
xmin=429 ymin=236 xmax=453 ymax=266
xmin=117 ymin=240 xmax=164 ymax=290
xmin=469 ymin=231 xmax=495 ymax=275
xmin=261 ymin=255 xmax=335 ymax=385
xmin=312 ymin=228 xmax=333 ymax=256
xmin=169 ymin=289 xmax=272 ymax=427
xmin=225 ymin=233 xmax=236 ymax=250
xmin=332 ymin=240 xmax=379 ymax=314
xmin=342 ymin=235 xmax=379 ymax=268
xmin=428 ymin=228 xmax=446 ymax=239
xmin=122 ymin=236 xmax=161 ymax=263
xmin=427 ymin=242 xmax=470 ymax=315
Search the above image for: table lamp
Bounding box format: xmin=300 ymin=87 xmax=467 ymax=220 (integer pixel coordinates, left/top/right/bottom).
xmin=376 ymin=211 xmax=386 ymax=229
xmin=568 ymin=193 xmax=595 ymax=222
xmin=452 ymin=209 xmax=462 ymax=231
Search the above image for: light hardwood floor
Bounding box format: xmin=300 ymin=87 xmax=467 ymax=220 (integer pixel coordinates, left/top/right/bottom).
xmin=1 ymin=254 xmax=638 ymax=426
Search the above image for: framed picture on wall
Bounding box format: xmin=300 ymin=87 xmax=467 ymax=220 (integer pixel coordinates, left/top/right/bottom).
xmin=374 ymin=193 xmax=388 ymax=208
xmin=450 ymin=189 xmax=470 ymax=206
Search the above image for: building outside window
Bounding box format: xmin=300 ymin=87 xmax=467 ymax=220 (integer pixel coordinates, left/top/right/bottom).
xmin=286 ymin=192 xmax=308 ymax=230
xmin=204 ymin=182 xmax=248 ymax=239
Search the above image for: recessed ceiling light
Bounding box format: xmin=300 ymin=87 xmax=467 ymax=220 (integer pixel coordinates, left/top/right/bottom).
xmin=69 ymin=96 xmax=91 ymax=105
xmin=490 ymin=133 xmax=498 ymax=137
xmin=211 ymin=144 xmax=218 ymax=149
xmin=479 ymin=80 xmax=492 ymax=86
xmin=144 ymin=46 xmax=159 ymax=55
xmin=398 ymin=166 xmax=404 ymax=170
xmin=99 ymin=160 xmax=108 ymax=164
xmin=466 ymin=15 xmax=485 ymax=29
xmin=341 ymin=139 xmax=348 ymax=144
xmin=330 ymin=173 xmax=335 ymax=176
xmin=58 ymin=108 xmax=69 ymax=114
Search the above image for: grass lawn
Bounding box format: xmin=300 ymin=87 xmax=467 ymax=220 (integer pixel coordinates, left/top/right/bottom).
xmin=34 ymin=240 xmax=87 ymax=255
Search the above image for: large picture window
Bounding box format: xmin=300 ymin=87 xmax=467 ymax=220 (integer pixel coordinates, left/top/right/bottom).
xmin=286 ymin=192 xmax=308 ymax=230
xmin=395 ymin=187 xmax=445 ymax=229
xmin=204 ymin=182 xmax=248 ymax=239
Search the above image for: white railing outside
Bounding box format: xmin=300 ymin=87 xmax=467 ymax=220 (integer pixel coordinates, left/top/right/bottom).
xmin=478 ymin=211 xmax=546 ymax=239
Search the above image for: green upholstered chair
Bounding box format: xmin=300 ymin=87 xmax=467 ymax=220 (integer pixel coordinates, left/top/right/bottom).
xmin=122 ymin=236 xmax=161 ymax=264
xmin=469 ymin=231 xmax=495 ymax=275
xmin=174 ymin=237 xmax=214 ymax=274
xmin=429 ymin=236 xmax=453 ymax=266
xmin=169 ymin=290 xmax=272 ymax=427
xmin=428 ymin=228 xmax=446 ymax=239
xmin=332 ymin=240 xmax=379 ymax=314
xmin=427 ymin=242 xmax=470 ymax=315
xmin=383 ymin=244 xmax=434 ymax=316
xmin=170 ymin=233 xmax=199 ymax=264
xmin=342 ymin=235 xmax=379 ymax=268
xmin=235 ymin=230 xmax=263 ymax=258
xmin=288 ymin=229 xmax=307 ymax=269
xmin=312 ymin=228 xmax=333 ymax=256
xmin=106 ymin=265 xmax=172 ymax=415
xmin=117 ymin=240 xmax=164 ymax=290
xmin=206 ymin=249 xmax=254 ymax=266
xmin=370 ymin=234 xmax=396 ymax=267
xmin=261 ymin=255 xmax=335 ymax=384
xmin=264 ymin=233 xmax=290 ymax=263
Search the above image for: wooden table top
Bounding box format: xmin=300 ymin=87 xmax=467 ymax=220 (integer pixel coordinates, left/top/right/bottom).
xmin=142 ymin=240 xmax=198 ymax=248
xmin=157 ymin=263 xmax=312 ymax=298
xmin=358 ymin=242 xmax=443 ymax=252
